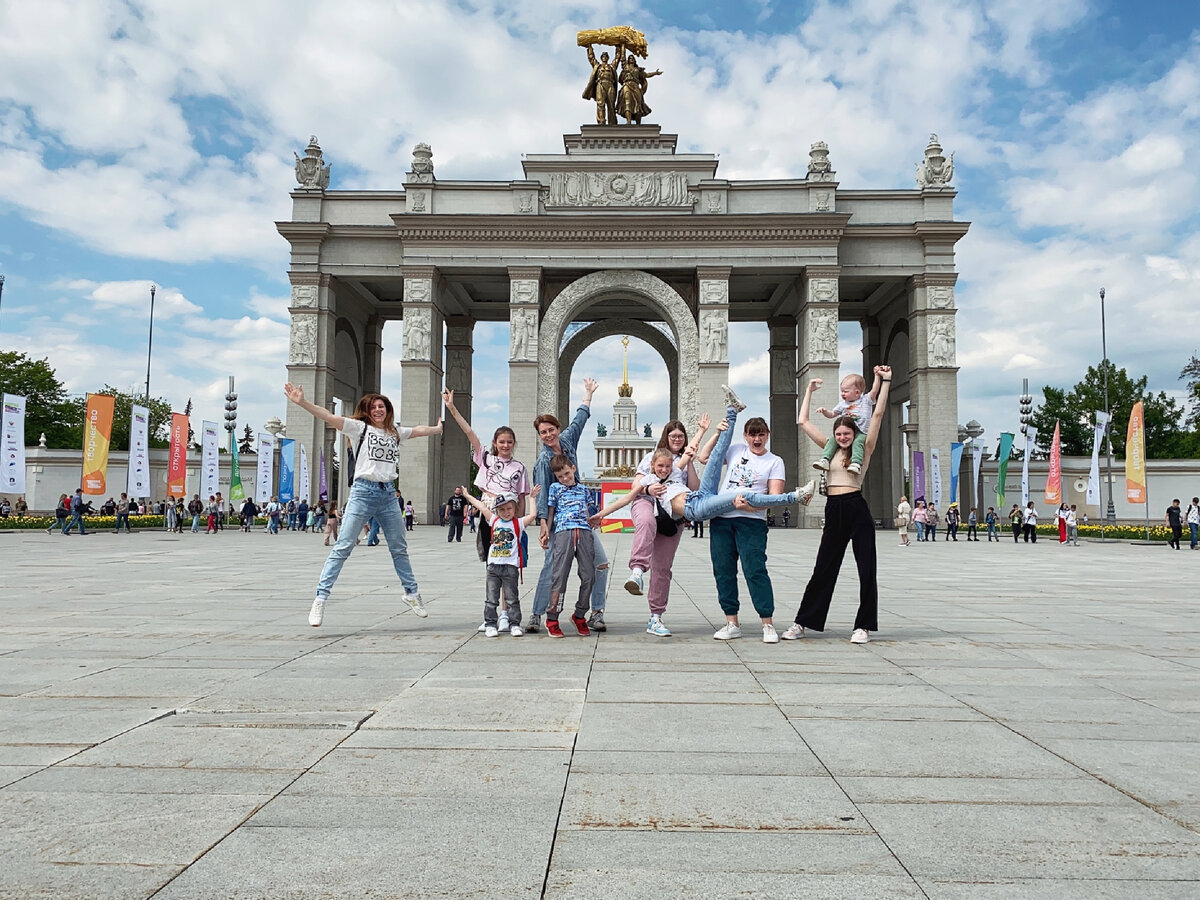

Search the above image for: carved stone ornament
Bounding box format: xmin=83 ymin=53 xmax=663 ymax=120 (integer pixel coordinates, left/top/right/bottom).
xmin=927 ymin=316 xmax=956 ymax=367
xmin=771 ymin=349 xmax=795 ymax=393
xmin=409 ymin=190 xmax=428 ymax=213
xmin=807 ymin=309 xmax=838 ymax=362
xmin=409 ymin=142 xmax=434 ymax=183
xmin=402 ymin=308 xmax=432 ymax=361
xmin=404 ymin=278 xmax=431 ymax=303
xmin=807 ymin=141 xmax=835 ymax=182
xmin=705 ymin=192 xmax=725 ymax=214
xmin=546 ymin=171 xmax=692 ymax=207
xmin=916 ymin=133 xmax=954 ymax=188
xmin=510 ymin=279 xmax=538 ymax=304
xmin=293 ymin=136 xmax=330 ymax=190
xmin=515 ymin=191 xmax=535 ymax=214
xmin=927 ymin=285 xmax=954 ymax=309
xmin=699 ymin=310 xmax=728 ymax=363
xmin=699 ymin=279 xmax=728 ymax=305
xmin=289 ymin=316 xmax=317 ymax=365
xmin=446 ymin=350 xmax=470 ymax=392
xmin=510 ymin=308 xmax=538 ymax=361
xmin=814 ymin=191 xmax=832 ymax=212
xmin=290 ymin=285 xmax=317 ymax=308
xmin=808 ymin=278 xmax=837 ymax=303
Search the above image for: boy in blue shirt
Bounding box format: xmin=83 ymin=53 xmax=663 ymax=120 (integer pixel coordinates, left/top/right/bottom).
xmin=546 ymin=454 xmax=596 ymax=637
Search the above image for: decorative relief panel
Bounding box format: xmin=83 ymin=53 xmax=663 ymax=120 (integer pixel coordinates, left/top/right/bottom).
xmin=404 ymin=278 xmax=431 ymax=303
xmin=699 ymin=279 xmax=728 ymax=305
xmin=290 ymin=285 xmax=317 ymax=308
xmin=808 ymin=278 xmax=837 ymax=303
xmin=806 ymin=309 xmax=838 ymax=362
xmin=510 ymin=308 xmax=538 ymax=361
xmin=705 ymin=192 xmax=725 ymax=214
xmin=700 ymin=310 xmax=728 ymax=363
xmin=402 ymin=308 xmax=432 ymax=361
xmin=545 ymin=171 xmax=692 ymax=207
xmin=289 ymin=316 xmax=317 ymax=365
xmin=927 ymin=285 xmax=954 ymax=309
xmin=510 ymin=279 xmax=538 ymax=304
xmin=927 ymin=316 xmax=956 ymax=367
xmin=771 ymin=348 xmax=796 ymax=393
xmin=445 ymin=350 xmax=470 ymax=392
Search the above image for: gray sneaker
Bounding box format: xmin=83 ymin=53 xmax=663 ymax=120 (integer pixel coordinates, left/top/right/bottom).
xmin=720 ymin=383 xmax=746 ymax=413
xmin=525 ymin=614 xmax=541 ymax=633
xmin=587 ymin=610 xmax=607 ymax=632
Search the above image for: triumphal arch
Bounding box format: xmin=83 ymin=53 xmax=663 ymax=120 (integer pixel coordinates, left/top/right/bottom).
xmin=279 ymin=29 xmax=968 ymax=525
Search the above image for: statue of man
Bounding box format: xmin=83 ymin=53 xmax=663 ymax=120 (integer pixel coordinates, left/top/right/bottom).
xmin=617 ymin=52 xmax=661 ymax=125
xmin=583 ymin=45 xmax=619 ymax=125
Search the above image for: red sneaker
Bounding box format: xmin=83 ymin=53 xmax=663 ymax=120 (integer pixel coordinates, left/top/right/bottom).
xmin=546 ymin=620 xmax=564 ymax=637
xmin=570 ymin=614 xmax=591 ymax=636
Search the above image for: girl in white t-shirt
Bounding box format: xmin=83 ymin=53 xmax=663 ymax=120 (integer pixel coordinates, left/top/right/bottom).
xmin=285 ymin=383 xmax=443 ymax=627
xmin=442 ymin=389 xmax=531 ymax=632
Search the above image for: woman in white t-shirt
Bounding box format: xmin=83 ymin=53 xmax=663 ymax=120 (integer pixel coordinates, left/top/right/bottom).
xmin=285 ymin=383 xmax=443 ymax=627
xmin=442 ymin=388 xmax=530 ymax=632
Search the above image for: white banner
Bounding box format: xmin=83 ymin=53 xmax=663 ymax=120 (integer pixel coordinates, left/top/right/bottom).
xmin=1021 ymin=428 xmax=1037 ymax=507
xmin=1086 ymin=419 xmax=1105 ymax=507
xmin=255 ymin=434 xmax=275 ymax=504
xmin=297 ymin=443 xmax=310 ymax=503
xmin=126 ymin=404 xmax=151 ymax=497
xmin=971 ymin=443 xmax=983 ymax=508
xmin=930 ymin=447 xmax=942 ymax=508
xmin=2 ymin=394 xmax=27 ymax=494
xmin=201 ymin=421 xmax=220 ymax=499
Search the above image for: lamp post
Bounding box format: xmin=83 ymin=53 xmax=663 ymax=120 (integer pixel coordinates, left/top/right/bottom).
xmin=224 ymin=377 xmax=238 ymax=453
xmin=144 ymin=284 xmax=157 ymax=402
xmin=1100 ymin=288 xmax=1116 ymax=527
xmin=0 ymin=273 xmax=6 ymax=329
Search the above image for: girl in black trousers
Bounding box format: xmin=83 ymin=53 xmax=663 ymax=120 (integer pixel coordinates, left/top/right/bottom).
xmin=783 ymin=366 xmax=891 ymax=644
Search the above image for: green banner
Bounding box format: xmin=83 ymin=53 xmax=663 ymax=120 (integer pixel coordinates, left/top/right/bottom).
xmin=996 ymin=432 xmax=1014 ymax=511
xmin=229 ymin=436 xmax=245 ymax=503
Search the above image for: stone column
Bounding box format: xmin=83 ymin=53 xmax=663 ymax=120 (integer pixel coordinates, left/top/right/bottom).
xmin=858 ymin=316 xmax=894 ymax=522
xmin=284 ymin=277 xmax=338 ymax=508
xmin=442 ymin=317 xmax=474 ymax=500
xmin=398 ymin=267 xmax=445 ymax=524
xmin=507 ymin=267 xmax=541 ymax=477
xmin=696 ymin=268 xmax=730 ymax=488
xmin=363 ymin=314 xmax=384 ymax=393
xmin=797 ymin=268 xmax=841 ymax=526
xmin=768 ymin=317 xmax=799 ymax=516
xmin=909 ymin=276 xmax=959 ymax=509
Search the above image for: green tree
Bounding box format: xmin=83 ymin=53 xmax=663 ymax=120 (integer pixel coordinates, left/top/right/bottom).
xmin=0 ymin=351 xmax=81 ymax=448
xmin=1029 ymin=361 xmax=1190 ymax=459
xmin=1181 ymin=354 xmax=1200 ymax=431
xmin=83 ymin=386 xmax=173 ymax=449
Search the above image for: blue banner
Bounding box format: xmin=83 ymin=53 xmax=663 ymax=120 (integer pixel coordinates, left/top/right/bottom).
xmin=278 ymin=438 xmax=295 ymax=503
xmin=949 ymin=442 xmax=964 ymax=505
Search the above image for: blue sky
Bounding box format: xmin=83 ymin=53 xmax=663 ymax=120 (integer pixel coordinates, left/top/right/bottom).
xmin=2 ymin=0 xmax=1198 ymax=477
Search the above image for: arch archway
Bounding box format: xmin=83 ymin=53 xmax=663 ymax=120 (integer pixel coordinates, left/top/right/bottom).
xmin=537 ymin=270 xmax=699 ymax=427
xmin=557 ymin=319 xmax=679 ymax=425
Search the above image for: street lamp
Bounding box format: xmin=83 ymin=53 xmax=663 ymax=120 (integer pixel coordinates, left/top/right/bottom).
xmin=0 ymin=273 xmax=6 ymax=328
xmin=1100 ymin=288 xmax=1116 ymax=527
xmin=224 ymin=377 xmax=238 ymax=452
xmin=144 ymin=283 xmax=157 ymax=402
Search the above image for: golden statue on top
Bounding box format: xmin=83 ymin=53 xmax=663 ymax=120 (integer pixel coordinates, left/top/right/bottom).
xmin=578 ymin=27 xmax=662 ymax=126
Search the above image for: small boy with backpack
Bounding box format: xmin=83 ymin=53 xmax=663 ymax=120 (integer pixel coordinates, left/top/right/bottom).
xmin=460 ymin=487 xmax=538 ymax=637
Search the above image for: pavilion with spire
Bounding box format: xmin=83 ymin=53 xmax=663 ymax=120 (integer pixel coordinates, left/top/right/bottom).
xmin=593 ymin=336 xmax=657 ymax=479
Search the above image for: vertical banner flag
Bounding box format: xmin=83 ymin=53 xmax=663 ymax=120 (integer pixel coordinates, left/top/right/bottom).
xmin=1125 ymin=401 xmax=1146 ymax=504
xmin=949 ymin=442 xmax=964 ymax=505
xmin=168 ymin=413 xmax=188 ymax=498
xmin=319 ymin=447 xmax=328 ymax=501
xmin=256 ymin=434 xmax=275 ymax=503
xmin=913 ymin=451 xmax=926 ymax=502
xmin=201 ymin=421 xmax=220 ymax=499
xmin=278 ymin=438 xmax=296 ymax=503
xmin=81 ymin=393 xmax=116 ymax=495
xmin=1044 ymin=420 xmax=1062 ymax=505
xmin=971 ymin=444 xmax=983 ymax=511
xmin=229 ymin=438 xmax=245 ymax=503
xmin=297 ymin=444 xmax=310 ymax=504
xmin=930 ymin=448 xmax=942 ymax=508
xmin=996 ymin=433 xmax=1014 ymax=510
xmin=1086 ymin=413 xmax=1107 ymax=507
xmin=1021 ymin=428 xmax=1037 ymax=507
xmin=126 ymin=404 xmax=150 ymax=497
xmin=2 ymin=394 xmax=27 ymax=494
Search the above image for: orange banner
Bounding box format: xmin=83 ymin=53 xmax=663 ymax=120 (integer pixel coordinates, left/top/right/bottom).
xmin=168 ymin=413 xmax=188 ymax=499
xmin=1125 ymin=401 xmax=1146 ymax=504
xmin=1044 ymin=420 xmax=1062 ymax=504
xmin=81 ymin=393 xmax=115 ymax=495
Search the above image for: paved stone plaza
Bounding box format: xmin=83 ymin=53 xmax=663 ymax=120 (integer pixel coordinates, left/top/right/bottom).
xmin=1 ymin=524 xmax=1198 ymax=898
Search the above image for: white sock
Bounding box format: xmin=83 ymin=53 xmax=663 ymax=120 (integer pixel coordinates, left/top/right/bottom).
xmin=631 ymin=567 xmax=644 ymax=578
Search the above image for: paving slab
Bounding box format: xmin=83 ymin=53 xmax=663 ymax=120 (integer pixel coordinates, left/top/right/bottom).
xmin=2 ymin=525 xmax=1198 ymax=897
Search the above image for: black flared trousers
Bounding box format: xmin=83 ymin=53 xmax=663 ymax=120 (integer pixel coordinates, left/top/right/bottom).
xmin=795 ymin=491 xmax=878 ymax=632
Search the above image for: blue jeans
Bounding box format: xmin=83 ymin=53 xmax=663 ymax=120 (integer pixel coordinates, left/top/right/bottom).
xmin=532 ymin=530 xmax=608 ymax=617
xmin=191 ymin=515 xmax=201 ymax=532
xmin=682 ymin=407 xmax=796 ymax=521
xmin=63 ymin=511 xmax=86 ymax=534
xmin=114 ymin=512 xmax=130 ymax=532
xmin=1190 ymin=522 xmax=1198 ymax=549
xmin=366 ymin=517 xmax=380 ymax=545
xmin=915 ymin=521 xmax=926 ymax=541
xmin=316 ymin=479 xmax=418 ymax=599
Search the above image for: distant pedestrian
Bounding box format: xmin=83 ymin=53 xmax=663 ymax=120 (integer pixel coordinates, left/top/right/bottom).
xmin=48 ymin=493 xmax=69 ymax=534
xmin=114 ymin=493 xmax=132 ymax=533
xmin=404 ymin=501 xmax=415 ymax=531
xmin=985 ymin=506 xmax=998 ymax=541
xmin=1166 ymin=499 xmax=1183 ymax=550
xmin=1066 ymin=504 xmax=1079 ymax=546
xmin=445 ymin=487 xmax=468 ymax=542
xmin=62 ymin=489 xmax=88 ymax=535
xmin=926 ymin=504 xmax=939 ymax=541
xmin=966 ymin=507 xmax=978 ymax=541
xmin=895 ymin=495 xmax=911 ymax=547
xmin=1009 ymin=504 xmax=1022 ymax=542
xmin=323 ymin=503 xmax=340 ymax=545
xmin=912 ymin=500 xmax=927 ymax=542
xmin=1187 ymin=498 xmax=1200 ymax=550
xmin=1022 ymin=502 xmax=1038 ymax=543
xmin=1057 ymin=503 xmax=1069 ymax=545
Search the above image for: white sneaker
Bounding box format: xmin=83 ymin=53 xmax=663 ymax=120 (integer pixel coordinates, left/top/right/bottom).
xmin=485 ymin=625 xmax=499 ymax=637
xmin=720 ymin=384 xmax=746 ymax=413
xmin=781 ymin=623 xmax=804 ymax=640
xmin=624 ymin=570 xmax=645 ymax=595
xmin=713 ymin=622 xmax=742 ymax=640
xmin=509 ymin=624 xmax=524 ymax=637
xmin=646 ymin=616 xmax=671 ymax=637
xmin=497 ymin=614 xmax=509 ymax=631
xmin=795 ymin=480 xmax=816 ymax=507
xmin=762 ymin=624 xmax=779 ymax=644
xmin=850 ymin=628 xmax=870 ymax=644
xmin=308 ymin=596 xmax=326 ymax=627
xmin=405 ymin=593 xmax=429 ymax=617
xmin=812 ymin=458 xmax=830 ymax=471
xmin=477 ymin=622 xmax=488 ymax=633
xmin=847 ymin=462 xmax=861 ymax=474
